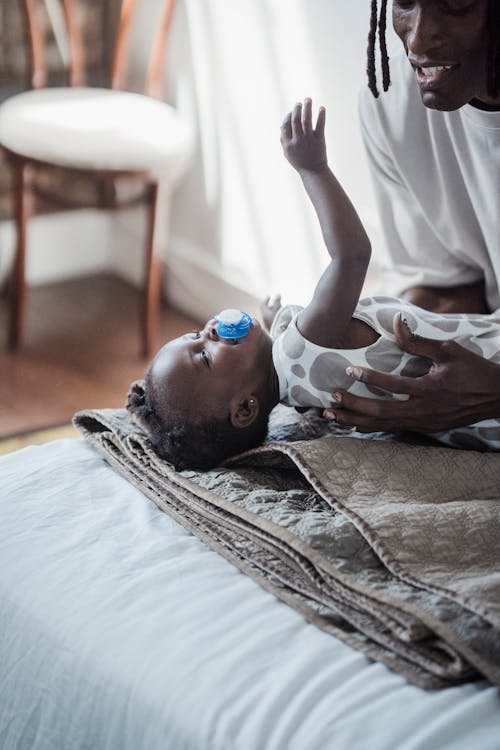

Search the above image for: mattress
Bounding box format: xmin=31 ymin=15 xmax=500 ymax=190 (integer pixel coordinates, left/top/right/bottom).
xmin=1 ymin=438 xmax=500 ymax=750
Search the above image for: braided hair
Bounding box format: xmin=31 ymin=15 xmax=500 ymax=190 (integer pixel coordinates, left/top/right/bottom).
xmin=485 ymin=0 xmax=500 ymax=98
xmin=367 ymin=0 xmax=390 ymax=98
xmin=367 ymin=0 xmax=500 ymax=99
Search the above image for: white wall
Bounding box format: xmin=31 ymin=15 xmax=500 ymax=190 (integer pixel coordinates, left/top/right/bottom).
xmin=0 ymin=1 xmax=401 ymax=322
xmin=155 ymin=0 xmax=401 ymax=318
xmin=0 ymin=211 xmax=111 ymax=284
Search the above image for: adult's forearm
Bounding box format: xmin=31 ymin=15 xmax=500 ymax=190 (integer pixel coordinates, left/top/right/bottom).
xmin=402 ymin=280 xmax=489 ymax=314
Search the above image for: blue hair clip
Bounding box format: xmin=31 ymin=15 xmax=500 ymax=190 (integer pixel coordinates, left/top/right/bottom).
xmin=215 ymin=309 xmax=252 ymax=339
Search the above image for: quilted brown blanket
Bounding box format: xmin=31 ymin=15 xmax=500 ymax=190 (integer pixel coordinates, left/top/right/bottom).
xmin=73 ymin=404 xmax=500 ymax=690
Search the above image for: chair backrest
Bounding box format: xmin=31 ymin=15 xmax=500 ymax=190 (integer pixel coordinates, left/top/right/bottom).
xmin=22 ymin=0 xmax=176 ymax=98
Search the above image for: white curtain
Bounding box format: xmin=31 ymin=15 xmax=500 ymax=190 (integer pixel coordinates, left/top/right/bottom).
xmin=163 ymin=0 xmax=397 ymax=320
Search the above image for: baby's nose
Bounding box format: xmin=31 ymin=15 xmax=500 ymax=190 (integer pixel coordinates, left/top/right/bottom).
xmin=206 ymin=322 xmax=219 ymax=340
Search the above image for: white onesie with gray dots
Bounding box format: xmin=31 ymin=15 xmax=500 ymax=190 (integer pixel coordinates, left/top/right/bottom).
xmin=271 ymin=296 xmax=500 ymax=451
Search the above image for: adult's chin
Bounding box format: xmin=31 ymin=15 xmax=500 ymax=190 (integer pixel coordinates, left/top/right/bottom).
xmin=418 ymin=89 xmax=468 ymax=112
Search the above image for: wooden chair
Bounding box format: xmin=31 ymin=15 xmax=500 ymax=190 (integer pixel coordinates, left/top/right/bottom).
xmin=0 ymin=0 xmax=192 ymax=357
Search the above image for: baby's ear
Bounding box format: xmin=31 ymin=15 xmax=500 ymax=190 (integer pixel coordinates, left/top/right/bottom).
xmin=126 ymin=379 xmax=154 ymax=430
xmin=126 ymin=379 xmax=147 ymax=414
xmin=229 ymin=395 xmax=259 ymax=428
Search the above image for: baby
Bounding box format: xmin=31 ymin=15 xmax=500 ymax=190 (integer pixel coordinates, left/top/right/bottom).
xmin=128 ymin=99 xmax=500 ymax=469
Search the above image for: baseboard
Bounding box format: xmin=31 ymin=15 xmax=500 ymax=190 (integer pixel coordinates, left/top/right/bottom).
xmin=0 ymin=207 xmax=385 ymax=322
xmin=0 ymin=210 xmax=260 ymax=323
xmin=165 ymin=236 xmax=261 ymax=321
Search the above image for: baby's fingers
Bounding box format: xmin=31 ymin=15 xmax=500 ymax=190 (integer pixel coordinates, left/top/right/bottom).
xmin=314 ymin=106 xmax=326 ymax=137
xmin=291 ymin=102 xmax=303 ymax=139
xmin=302 ymin=98 xmax=313 ymax=134
xmin=280 ymin=112 xmax=292 ymax=141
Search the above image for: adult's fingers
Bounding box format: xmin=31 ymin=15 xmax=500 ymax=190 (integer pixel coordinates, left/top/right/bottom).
xmin=342 ymin=313 xmax=463 ymax=396
xmin=291 ymin=101 xmax=303 ymax=139
xmin=323 ymin=402 xmax=400 ymax=432
xmin=329 ymin=389 xmax=414 ymax=418
xmin=323 ymin=408 xmax=385 ymax=432
xmin=392 ymin=312 xmax=459 ymax=361
xmin=323 ymin=392 xmax=426 ymax=432
xmin=343 ymin=365 xmax=428 ymax=396
xmin=324 ymin=393 xmax=490 ymax=433
xmin=302 ymin=97 xmax=313 ymax=133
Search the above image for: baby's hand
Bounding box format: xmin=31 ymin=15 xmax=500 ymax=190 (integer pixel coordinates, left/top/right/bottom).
xmin=260 ymin=294 xmax=282 ymax=331
xmin=281 ymin=98 xmax=326 ymax=173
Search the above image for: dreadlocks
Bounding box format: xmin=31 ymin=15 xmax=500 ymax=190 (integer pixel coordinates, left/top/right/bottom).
xmin=367 ymin=0 xmax=500 ymax=99
xmin=486 ymin=0 xmax=500 ymax=98
xmin=367 ymin=0 xmax=389 ymax=98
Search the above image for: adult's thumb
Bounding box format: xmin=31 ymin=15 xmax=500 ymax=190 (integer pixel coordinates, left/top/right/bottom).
xmin=392 ymin=312 xmax=451 ymax=361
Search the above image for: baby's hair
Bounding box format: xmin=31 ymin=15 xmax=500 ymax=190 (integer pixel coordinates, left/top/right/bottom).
xmin=126 ymin=380 xmax=269 ymax=471
xmin=367 ymin=0 xmax=500 ymax=99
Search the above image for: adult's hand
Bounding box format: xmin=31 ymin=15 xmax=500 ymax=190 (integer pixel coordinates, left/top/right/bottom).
xmin=324 ymin=313 xmax=500 ymax=433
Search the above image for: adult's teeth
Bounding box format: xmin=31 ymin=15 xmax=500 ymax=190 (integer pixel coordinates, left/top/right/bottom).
xmin=420 ymin=65 xmax=452 ymax=75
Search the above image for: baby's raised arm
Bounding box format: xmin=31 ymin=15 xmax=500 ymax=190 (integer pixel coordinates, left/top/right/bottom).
xmin=281 ymin=99 xmax=371 ymax=348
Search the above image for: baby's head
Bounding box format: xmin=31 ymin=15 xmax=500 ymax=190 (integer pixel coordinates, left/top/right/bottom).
xmin=128 ymin=312 xmax=278 ymax=470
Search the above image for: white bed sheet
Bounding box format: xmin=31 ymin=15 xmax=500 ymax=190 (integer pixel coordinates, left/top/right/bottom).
xmin=1 ymin=438 xmax=499 ymax=750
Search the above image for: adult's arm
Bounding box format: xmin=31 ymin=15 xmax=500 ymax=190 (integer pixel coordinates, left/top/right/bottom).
xmin=333 ymin=82 xmax=498 ymax=433
xmin=324 ymin=314 xmax=500 ymax=433
xmin=402 ymin=279 xmax=489 ymax=314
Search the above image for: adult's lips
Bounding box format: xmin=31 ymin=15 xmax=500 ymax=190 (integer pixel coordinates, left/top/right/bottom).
xmin=409 ymin=58 xmax=460 ymax=89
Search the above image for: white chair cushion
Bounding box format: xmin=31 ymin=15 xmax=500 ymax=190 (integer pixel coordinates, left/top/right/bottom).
xmin=0 ymin=87 xmax=193 ymax=182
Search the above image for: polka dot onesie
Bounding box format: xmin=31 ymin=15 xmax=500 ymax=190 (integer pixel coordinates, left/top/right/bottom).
xmin=271 ymin=297 xmax=500 ymax=451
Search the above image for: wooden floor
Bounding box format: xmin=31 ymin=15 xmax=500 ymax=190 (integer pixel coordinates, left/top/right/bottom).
xmin=0 ymin=274 xmax=202 ymax=438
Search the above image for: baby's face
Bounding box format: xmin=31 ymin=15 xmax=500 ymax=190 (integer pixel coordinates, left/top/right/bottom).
xmin=147 ymin=316 xmax=272 ymax=421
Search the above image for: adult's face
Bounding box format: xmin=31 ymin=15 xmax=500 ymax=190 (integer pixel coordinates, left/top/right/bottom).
xmin=392 ymin=0 xmax=498 ymax=110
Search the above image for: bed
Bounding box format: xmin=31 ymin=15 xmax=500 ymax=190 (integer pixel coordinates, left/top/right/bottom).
xmin=1 ymin=404 xmax=500 ymax=750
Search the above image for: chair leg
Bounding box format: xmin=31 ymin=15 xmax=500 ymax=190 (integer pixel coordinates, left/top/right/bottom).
xmin=97 ymin=174 xmax=117 ymax=209
xmin=141 ymin=180 xmax=161 ymax=359
xmin=8 ymin=162 xmax=33 ymax=351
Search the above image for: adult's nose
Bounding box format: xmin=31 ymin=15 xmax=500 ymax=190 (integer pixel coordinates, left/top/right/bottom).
xmin=404 ymin=5 xmax=443 ymax=59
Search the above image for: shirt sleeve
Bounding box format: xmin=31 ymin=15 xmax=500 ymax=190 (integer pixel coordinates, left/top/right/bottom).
xmin=270 ymin=304 xmax=304 ymax=340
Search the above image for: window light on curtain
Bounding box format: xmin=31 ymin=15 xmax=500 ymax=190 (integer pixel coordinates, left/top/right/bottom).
xmin=163 ymin=0 xmax=378 ymax=320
